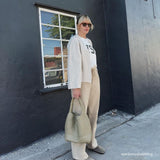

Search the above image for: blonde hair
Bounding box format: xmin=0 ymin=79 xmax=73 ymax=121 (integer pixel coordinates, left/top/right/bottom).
xmin=76 ymin=15 xmax=94 ymax=31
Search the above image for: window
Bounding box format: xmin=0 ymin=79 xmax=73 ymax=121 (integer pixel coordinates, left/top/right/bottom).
xmin=38 ymin=7 xmax=77 ymax=88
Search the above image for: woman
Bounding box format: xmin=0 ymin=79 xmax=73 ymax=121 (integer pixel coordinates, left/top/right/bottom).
xmin=67 ymin=15 xmax=105 ymax=160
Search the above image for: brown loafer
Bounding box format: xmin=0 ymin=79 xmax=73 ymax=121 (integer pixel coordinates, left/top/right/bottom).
xmin=87 ymin=145 xmax=106 ymax=154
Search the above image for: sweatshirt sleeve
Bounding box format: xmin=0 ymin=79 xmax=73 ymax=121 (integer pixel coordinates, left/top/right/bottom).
xmin=67 ymin=37 xmax=82 ymax=89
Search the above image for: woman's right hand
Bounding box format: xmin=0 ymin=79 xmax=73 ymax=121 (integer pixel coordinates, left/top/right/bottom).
xmin=72 ymin=88 xmax=81 ymax=99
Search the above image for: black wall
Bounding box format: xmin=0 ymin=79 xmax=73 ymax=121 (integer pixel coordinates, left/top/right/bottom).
xmin=103 ymin=0 xmax=160 ymax=115
xmin=0 ymin=0 xmax=111 ymax=155
xmin=103 ymin=0 xmax=135 ymax=114
xmin=125 ymin=0 xmax=160 ymax=114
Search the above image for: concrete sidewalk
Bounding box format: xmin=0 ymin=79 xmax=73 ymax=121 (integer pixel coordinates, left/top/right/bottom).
xmin=1 ymin=103 xmax=160 ymax=160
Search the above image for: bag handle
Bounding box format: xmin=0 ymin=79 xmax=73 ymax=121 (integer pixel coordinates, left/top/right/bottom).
xmin=69 ymin=97 xmax=85 ymax=115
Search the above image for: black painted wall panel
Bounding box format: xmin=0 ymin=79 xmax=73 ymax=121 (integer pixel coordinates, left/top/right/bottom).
xmin=103 ymin=0 xmax=135 ymax=114
xmin=125 ymin=0 xmax=160 ymax=114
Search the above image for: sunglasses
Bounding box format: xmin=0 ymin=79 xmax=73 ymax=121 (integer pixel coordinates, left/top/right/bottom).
xmin=81 ymin=23 xmax=91 ymax=28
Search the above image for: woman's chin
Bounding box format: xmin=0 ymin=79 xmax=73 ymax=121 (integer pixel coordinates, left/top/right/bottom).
xmin=85 ymin=31 xmax=89 ymax=34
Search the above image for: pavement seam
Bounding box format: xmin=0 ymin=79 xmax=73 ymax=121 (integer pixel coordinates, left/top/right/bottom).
xmin=96 ymin=116 xmax=135 ymax=137
xmin=53 ymin=115 xmax=135 ymax=160
xmin=53 ymin=149 xmax=71 ymax=160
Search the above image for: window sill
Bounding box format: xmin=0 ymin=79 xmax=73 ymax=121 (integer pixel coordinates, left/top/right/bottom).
xmin=39 ymin=85 xmax=68 ymax=95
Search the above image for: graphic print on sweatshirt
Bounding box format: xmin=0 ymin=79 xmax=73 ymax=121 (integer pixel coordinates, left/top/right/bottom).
xmin=86 ymin=44 xmax=95 ymax=54
xmin=79 ymin=36 xmax=97 ymax=68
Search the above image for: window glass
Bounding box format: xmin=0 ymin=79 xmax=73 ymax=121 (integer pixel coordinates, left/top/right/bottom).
xmin=41 ymin=11 xmax=59 ymax=25
xmin=60 ymin=15 xmax=75 ymax=28
xmin=63 ymin=57 xmax=68 ymax=69
xmin=42 ymin=25 xmax=60 ymax=39
xmin=61 ymin=28 xmax=75 ymax=40
xmin=43 ymin=40 xmax=61 ymax=56
xmin=44 ymin=57 xmax=62 ymax=70
xmin=63 ymin=69 xmax=68 ymax=82
xmin=45 ymin=70 xmax=63 ymax=85
xmin=62 ymin=41 xmax=68 ymax=55
xmin=39 ymin=8 xmax=77 ymax=88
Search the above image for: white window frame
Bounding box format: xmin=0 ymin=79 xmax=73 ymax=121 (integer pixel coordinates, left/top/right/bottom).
xmin=38 ymin=7 xmax=77 ymax=88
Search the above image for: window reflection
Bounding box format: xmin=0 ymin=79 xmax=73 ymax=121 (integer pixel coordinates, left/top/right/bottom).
xmin=43 ymin=40 xmax=61 ymax=56
xmin=45 ymin=70 xmax=63 ymax=85
xmin=63 ymin=57 xmax=68 ymax=69
xmin=44 ymin=57 xmax=62 ymax=70
xmin=40 ymin=9 xmax=77 ymax=87
xmin=64 ymin=69 xmax=68 ymax=82
xmin=61 ymin=28 xmax=75 ymax=40
xmin=60 ymin=15 xmax=75 ymax=28
xmin=62 ymin=41 xmax=68 ymax=55
xmin=42 ymin=25 xmax=60 ymax=39
xmin=41 ymin=11 xmax=59 ymax=26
